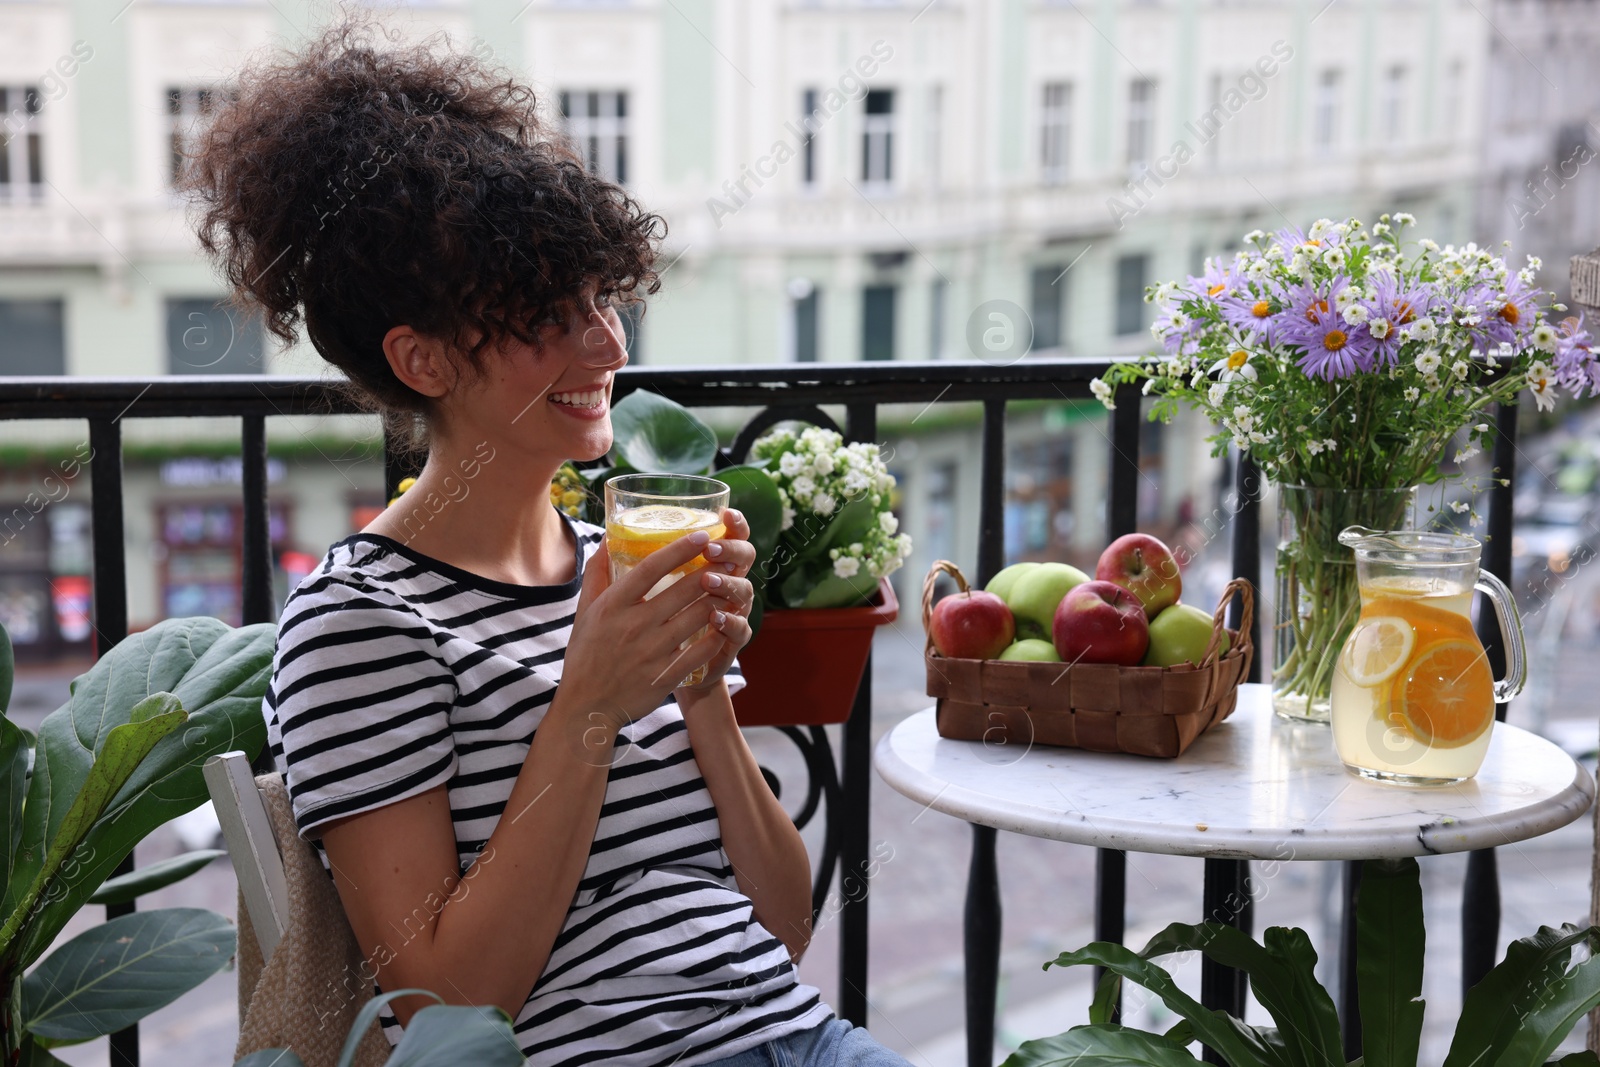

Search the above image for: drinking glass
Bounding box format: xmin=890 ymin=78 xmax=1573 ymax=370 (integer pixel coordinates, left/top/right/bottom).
xmin=603 ymin=473 xmax=730 ymax=688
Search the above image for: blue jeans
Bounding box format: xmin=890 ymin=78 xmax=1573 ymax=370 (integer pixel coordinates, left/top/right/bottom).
xmin=700 ymin=1017 xmax=913 ymax=1066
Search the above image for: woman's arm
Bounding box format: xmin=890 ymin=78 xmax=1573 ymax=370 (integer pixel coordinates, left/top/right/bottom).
xmin=319 ymin=532 xmax=740 ymax=1025
xmin=676 ymin=682 xmax=814 ymax=963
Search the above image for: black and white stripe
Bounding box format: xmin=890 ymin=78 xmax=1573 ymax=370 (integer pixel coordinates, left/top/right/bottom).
xmin=263 ymin=516 xmax=830 ymax=1065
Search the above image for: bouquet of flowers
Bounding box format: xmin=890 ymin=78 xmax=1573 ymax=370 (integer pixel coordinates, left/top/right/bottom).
xmin=750 ymin=425 xmax=913 ymax=609
xmin=1092 ymin=214 xmax=1599 ymax=718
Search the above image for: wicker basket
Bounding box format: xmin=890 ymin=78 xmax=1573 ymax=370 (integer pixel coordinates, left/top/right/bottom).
xmin=923 ymin=561 xmax=1255 ymax=758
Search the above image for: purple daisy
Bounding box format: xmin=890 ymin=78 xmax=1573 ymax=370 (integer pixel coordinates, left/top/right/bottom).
xmin=1279 ymin=275 xmax=1377 ymax=379
xmin=1553 ymin=315 xmax=1599 ymax=395
xmin=1481 ymin=272 xmax=1543 ymax=349
xmin=1364 ymin=273 xmax=1436 ymax=367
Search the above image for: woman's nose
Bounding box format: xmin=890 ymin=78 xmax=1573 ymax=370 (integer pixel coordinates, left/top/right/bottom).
xmin=579 ymin=310 xmax=630 ymax=370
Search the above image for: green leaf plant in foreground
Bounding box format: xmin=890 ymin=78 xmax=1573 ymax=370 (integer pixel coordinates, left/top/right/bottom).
xmin=1005 ymin=857 xmax=1600 ymax=1067
xmin=234 ymin=988 xmax=526 ymax=1067
xmin=0 ymin=616 xmax=276 ymax=1062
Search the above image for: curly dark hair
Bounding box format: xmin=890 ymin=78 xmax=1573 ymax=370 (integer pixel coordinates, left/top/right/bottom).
xmin=184 ymin=22 xmax=664 ymax=423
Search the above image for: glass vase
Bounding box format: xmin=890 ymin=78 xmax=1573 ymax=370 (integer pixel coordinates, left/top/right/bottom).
xmin=1273 ymin=484 xmax=1419 ymax=723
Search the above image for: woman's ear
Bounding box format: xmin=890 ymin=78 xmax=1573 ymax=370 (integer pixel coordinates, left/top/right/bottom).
xmin=383 ymin=326 xmax=454 ymax=398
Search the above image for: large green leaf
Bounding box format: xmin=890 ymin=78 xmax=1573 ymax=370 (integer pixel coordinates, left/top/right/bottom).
xmin=719 ymin=465 xmax=782 ymax=561
xmin=791 ymin=569 xmax=881 ymax=609
xmin=1044 ymin=941 xmax=1274 ymax=1067
xmin=1004 ymin=1024 xmax=1207 ymax=1067
xmin=387 ymin=1003 xmax=524 ymax=1066
xmin=1 ymin=714 xmax=27 ymax=920
xmin=1443 ymin=925 xmax=1600 ymax=1067
xmin=1489 ymin=949 xmax=1600 ymax=1067
xmin=5 ymin=618 xmax=274 ymax=971
xmin=20 ymin=907 xmax=235 ymax=1041
xmin=337 ymin=987 xmax=439 ymax=1067
xmin=17 ymin=1037 xmax=71 ymax=1067
xmin=0 ymin=620 xmax=13 ymax=714
xmin=88 ymin=849 xmax=226 ymax=906
xmin=1103 ymin=922 xmax=1340 ymax=1067
xmin=1357 ymin=858 xmax=1425 ymax=1067
xmin=608 ymin=390 xmax=717 ymax=474
xmin=0 ymin=694 xmax=187 ymax=965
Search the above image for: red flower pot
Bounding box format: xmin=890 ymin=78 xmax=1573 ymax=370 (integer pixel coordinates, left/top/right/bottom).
xmin=732 ymin=578 xmax=899 ymax=727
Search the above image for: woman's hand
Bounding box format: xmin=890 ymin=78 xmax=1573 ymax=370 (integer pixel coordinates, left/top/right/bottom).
xmin=676 ymin=508 xmax=756 ymax=696
xmin=562 ymin=522 xmax=748 ymax=728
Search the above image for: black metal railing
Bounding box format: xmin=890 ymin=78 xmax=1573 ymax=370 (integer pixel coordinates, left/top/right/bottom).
xmin=0 ymin=361 xmax=1518 ymax=1067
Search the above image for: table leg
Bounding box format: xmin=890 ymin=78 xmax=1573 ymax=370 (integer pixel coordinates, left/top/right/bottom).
xmin=1462 ymin=847 xmax=1500 ymax=996
xmin=1200 ymin=858 xmax=1252 ymax=1065
xmin=965 ymin=823 xmax=1001 ymax=1067
xmin=1340 ymin=859 xmax=1363 ymax=1060
xmin=1095 ymin=849 xmax=1127 ymax=1024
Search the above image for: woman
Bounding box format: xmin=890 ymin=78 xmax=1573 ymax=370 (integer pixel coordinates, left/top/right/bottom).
xmin=187 ymin=24 xmax=911 ymax=1067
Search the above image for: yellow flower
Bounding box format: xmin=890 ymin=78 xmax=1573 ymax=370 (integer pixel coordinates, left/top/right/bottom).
xmin=397 ymin=477 xmax=417 ymax=494
xmin=561 ymin=489 xmax=584 ymax=507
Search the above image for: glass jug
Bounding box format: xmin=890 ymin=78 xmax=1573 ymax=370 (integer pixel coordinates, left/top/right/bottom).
xmin=1329 ymin=527 xmax=1526 ymax=785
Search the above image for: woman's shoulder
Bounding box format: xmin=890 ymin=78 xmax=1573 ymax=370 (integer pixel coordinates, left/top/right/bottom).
xmin=276 ymin=536 xmax=435 ymax=638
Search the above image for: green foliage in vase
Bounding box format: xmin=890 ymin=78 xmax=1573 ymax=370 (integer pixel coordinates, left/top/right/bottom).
xmin=1003 ymin=857 xmax=1600 ymax=1067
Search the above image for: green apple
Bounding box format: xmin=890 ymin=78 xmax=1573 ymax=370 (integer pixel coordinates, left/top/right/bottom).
xmin=985 ymin=562 xmax=1039 ymax=602
xmin=1143 ymin=602 xmax=1229 ymax=667
xmin=1004 ymin=562 xmax=1090 ymax=640
xmin=999 ymin=638 xmax=1061 ymax=662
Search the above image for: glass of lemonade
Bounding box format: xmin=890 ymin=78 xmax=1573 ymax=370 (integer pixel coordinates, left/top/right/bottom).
xmin=603 ymin=473 xmax=730 ymax=688
xmin=1330 ymin=527 xmax=1527 ymax=786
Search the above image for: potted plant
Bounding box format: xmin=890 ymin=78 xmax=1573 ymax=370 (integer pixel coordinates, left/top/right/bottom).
xmin=236 ymin=987 xmax=525 ymax=1067
xmin=1004 ymin=856 xmax=1600 ymax=1067
xmin=0 ymin=617 xmax=277 ymax=1065
xmin=549 ymin=391 xmax=911 ymax=726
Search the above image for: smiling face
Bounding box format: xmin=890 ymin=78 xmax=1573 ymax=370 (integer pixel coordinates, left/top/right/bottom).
xmin=389 ymin=295 xmax=632 ymax=472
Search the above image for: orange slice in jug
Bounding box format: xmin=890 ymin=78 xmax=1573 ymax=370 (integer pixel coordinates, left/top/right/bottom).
xmin=1389 ymin=638 xmax=1494 ymax=747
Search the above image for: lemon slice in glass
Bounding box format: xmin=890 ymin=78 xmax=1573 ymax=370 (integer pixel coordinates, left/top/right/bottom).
xmin=1341 ymin=616 xmax=1415 ymax=687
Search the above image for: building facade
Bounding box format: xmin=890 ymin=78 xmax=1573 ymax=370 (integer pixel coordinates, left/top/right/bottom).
xmin=0 ymin=0 xmax=1531 ymax=653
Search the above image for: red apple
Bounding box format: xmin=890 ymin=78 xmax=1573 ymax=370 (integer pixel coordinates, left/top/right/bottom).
xmin=1052 ymin=580 xmax=1150 ymax=666
xmin=929 ymin=590 xmax=1015 ymax=660
xmin=1095 ymin=533 xmax=1182 ymax=618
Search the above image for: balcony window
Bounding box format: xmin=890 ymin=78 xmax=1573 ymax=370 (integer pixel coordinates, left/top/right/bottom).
xmin=1314 ymin=70 xmax=1342 ymax=152
xmin=1040 ymin=81 xmax=1071 ymax=184
xmin=862 ymin=89 xmax=895 ymax=189
xmin=560 ymin=90 xmax=628 ymax=183
xmin=1382 ymin=65 xmax=1407 ymax=144
xmin=862 ymin=284 xmax=896 ymax=361
xmin=0 ymin=86 xmax=44 ymax=203
xmin=166 ymin=298 xmax=265 ymax=374
xmin=925 ymin=85 xmax=943 ymax=188
xmin=801 ymin=88 xmax=820 ymax=186
xmin=1114 ymin=254 xmax=1148 ymax=337
xmin=1030 ymin=265 xmax=1065 ymax=351
xmin=791 ymin=280 xmax=820 ymax=362
xmin=168 ymin=86 xmax=226 ymax=186
xmin=0 ymin=299 xmax=65 ymax=375
xmin=1126 ymin=79 xmax=1155 ymax=170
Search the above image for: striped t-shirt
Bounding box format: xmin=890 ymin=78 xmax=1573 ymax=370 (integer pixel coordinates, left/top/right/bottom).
xmin=262 ymin=515 xmax=832 ymax=1065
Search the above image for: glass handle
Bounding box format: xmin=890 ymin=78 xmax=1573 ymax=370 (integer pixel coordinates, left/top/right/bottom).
xmin=1475 ymin=570 xmax=1527 ymax=703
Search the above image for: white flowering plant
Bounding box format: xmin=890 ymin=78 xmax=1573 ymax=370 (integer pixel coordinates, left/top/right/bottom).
xmin=1091 ymin=215 xmax=1600 ymax=716
xmin=750 ymin=425 xmax=913 ymax=609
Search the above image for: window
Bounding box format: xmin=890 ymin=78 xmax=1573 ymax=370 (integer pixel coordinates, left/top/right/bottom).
xmin=861 ymin=284 xmax=896 ymax=361
xmin=1381 ymin=66 xmax=1407 ymax=144
xmin=924 ymin=85 xmax=943 ymax=188
xmin=1442 ymin=60 xmax=1463 ymax=138
xmin=929 ymin=277 xmax=946 ymax=359
xmin=801 ymin=88 xmax=820 ymax=186
xmin=0 ymin=86 xmax=43 ymax=203
xmin=166 ymin=298 xmax=265 ymax=374
xmin=560 ymin=90 xmax=628 ymax=183
xmin=1040 ymin=82 xmax=1071 ymax=184
xmin=0 ymin=300 xmax=65 ymax=374
xmin=167 ymin=86 xmax=225 ymax=186
xmin=1126 ymin=79 xmax=1155 ymax=169
xmin=862 ymin=89 xmax=895 ymax=188
xmin=791 ymin=279 xmax=819 ymax=362
xmin=1314 ymin=70 xmax=1342 ymax=151
xmin=1114 ymin=254 xmax=1148 ymax=337
xmin=1030 ymin=265 xmax=1065 ymax=351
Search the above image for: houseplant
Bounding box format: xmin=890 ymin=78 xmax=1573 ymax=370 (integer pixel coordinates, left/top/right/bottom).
xmin=235 ymin=987 xmax=525 ymax=1067
xmin=550 ymin=391 xmax=911 ymax=725
xmin=1092 ymin=215 xmax=1600 ymax=721
xmin=1 ymin=616 xmax=277 ymax=1065
xmin=1005 ymin=856 xmax=1600 ymax=1067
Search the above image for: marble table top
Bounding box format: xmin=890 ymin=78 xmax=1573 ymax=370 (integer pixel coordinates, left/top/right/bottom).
xmin=873 ymin=684 xmax=1595 ymax=860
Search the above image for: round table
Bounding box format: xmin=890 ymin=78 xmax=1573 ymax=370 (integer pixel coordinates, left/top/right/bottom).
xmin=873 ymin=684 xmax=1595 ymax=1066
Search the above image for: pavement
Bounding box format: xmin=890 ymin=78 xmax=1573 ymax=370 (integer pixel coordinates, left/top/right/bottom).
xmin=9 ymin=603 xmax=1599 ymax=1067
